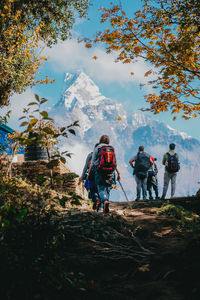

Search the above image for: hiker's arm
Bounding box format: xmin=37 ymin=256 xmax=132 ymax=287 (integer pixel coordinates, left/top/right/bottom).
xmin=80 ymin=153 xmax=92 ymax=181
xmin=162 ymin=154 xmax=167 ymax=165
xmin=87 ymin=149 xmax=97 ymax=178
xmin=176 ymin=154 xmax=180 ymax=170
xmin=116 ymin=166 xmax=120 ymax=181
xmin=129 ymin=157 xmax=135 ymax=169
xmin=87 ymin=165 xmax=92 ymax=179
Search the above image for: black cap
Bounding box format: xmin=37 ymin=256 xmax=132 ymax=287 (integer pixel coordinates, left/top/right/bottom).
xmin=169 ymin=143 xmax=175 ymax=150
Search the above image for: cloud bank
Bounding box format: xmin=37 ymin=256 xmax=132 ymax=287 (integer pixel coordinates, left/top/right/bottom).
xmin=44 ymin=39 xmax=153 ymax=85
xmin=0 ymin=89 xmax=36 ymax=129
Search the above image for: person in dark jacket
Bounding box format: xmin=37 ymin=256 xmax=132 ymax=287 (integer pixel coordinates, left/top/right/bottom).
xmin=147 ymin=157 xmax=159 ymax=200
xmin=161 ymin=143 xmax=180 ymax=199
xmin=129 ymin=146 xmax=153 ymax=201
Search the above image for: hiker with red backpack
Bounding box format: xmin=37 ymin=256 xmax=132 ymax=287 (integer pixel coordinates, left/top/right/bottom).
xmin=88 ymin=135 xmax=120 ymax=214
xmin=161 ymin=143 xmax=180 ymax=199
xmin=129 ymin=146 xmax=153 ymax=201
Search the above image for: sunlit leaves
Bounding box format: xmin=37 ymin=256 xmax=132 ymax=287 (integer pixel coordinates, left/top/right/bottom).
xmin=87 ymin=0 xmax=200 ymax=119
xmin=10 ymin=95 xmax=79 ymax=186
xmin=0 ymin=0 xmax=89 ymax=107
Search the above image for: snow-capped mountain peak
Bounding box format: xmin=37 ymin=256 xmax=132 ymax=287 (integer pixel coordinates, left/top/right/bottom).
xmin=62 ymin=71 xmax=106 ymax=110
xmin=50 ymin=71 xmax=200 ymax=200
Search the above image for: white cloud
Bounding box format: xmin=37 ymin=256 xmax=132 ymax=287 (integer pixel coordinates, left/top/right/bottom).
xmin=60 ymin=141 xmax=90 ymax=176
xmin=44 ymin=39 xmax=153 ymax=85
xmin=0 ymin=89 xmax=36 ymax=129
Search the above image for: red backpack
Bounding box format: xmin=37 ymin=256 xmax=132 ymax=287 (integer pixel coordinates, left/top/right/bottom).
xmin=96 ymin=145 xmax=116 ymax=173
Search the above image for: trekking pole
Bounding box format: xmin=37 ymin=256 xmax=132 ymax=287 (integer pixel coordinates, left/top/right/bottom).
xmin=118 ymin=180 xmax=132 ymax=209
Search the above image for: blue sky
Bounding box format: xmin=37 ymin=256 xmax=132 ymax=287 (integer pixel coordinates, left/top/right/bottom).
xmin=3 ymin=0 xmax=200 ymax=140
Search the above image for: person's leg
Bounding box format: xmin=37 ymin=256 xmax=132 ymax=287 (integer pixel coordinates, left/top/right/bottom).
xmin=147 ymin=176 xmax=153 ymax=199
xmin=97 ymin=185 xmax=109 ymax=211
xmin=135 ymin=176 xmax=141 ymax=200
xmin=148 ymin=189 xmax=153 ymax=200
xmin=162 ymin=171 xmax=170 ymax=199
xmin=171 ymin=173 xmax=177 ymax=197
xmin=90 ymin=187 xmax=99 ymax=210
xmin=103 ymin=186 xmax=112 ymax=213
xmin=152 ymin=176 xmax=159 ymax=199
xmin=142 ymin=177 xmax=147 ymax=200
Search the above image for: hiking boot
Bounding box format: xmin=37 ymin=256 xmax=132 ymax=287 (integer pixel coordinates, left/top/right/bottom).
xmin=96 ymin=199 xmax=101 ymax=212
xmin=103 ymin=201 xmax=109 ymax=214
xmin=135 ymin=198 xmax=140 ymax=201
xmin=92 ymin=201 xmax=97 ymax=210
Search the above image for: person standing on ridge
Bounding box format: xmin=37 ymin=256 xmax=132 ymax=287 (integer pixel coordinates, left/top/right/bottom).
xmin=147 ymin=157 xmax=159 ymax=200
xmin=129 ymin=146 xmax=153 ymax=201
xmin=88 ymin=135 xmax=120 ymax=214
xmin=161 ymin=143 xmax=180 ymax=199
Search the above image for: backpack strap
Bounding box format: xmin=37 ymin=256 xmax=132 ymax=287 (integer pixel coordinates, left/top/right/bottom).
xmin=136 ymin=151 xmax=142 ymax=160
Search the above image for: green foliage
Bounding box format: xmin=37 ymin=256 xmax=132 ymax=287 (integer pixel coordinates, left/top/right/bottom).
xmin=55 ymin=193 xmax=83 ymax=208
xmin=131 ymin=200 xmax=164 ymax=209
xmin=157 ymin=204 xmax=200 ymax=231
xmin=0 ymin=0 xmax=90 ymax=45
xmin=0 ymin=0 xmax=89 ymax=107
xmin=9 ymin=94 xmax=79 ymax=186
xmin=0 ymin=110 xmax=11 ymax=125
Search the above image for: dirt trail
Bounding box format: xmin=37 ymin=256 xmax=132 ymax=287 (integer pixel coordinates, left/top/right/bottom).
xmin=57 ymin=200 xmax=200 ymax=299
xmin=95 ymin=202 xmax=200 ymax=299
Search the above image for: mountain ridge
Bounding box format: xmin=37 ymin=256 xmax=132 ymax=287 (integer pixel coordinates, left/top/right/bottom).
xmin=50 ymin=71 xmax=200 ymax=200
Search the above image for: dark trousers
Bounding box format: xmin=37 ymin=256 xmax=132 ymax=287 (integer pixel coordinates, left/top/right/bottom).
xmin=135 ymin=175 xmax=147 ymax=200
xmin=89 ymin=187 xmax=99 ymax=203
xmin=147 ymin=175 xmax=158 ymax=199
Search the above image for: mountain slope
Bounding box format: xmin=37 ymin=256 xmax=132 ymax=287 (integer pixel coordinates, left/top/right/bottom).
xmin=50 ymin=71 xmax=200 ymax=200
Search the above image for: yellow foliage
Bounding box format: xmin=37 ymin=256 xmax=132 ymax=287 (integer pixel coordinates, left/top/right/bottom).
xmin=144 ymin=70 xmax=152 ymax=77
xmin=86 ymin=3 xmax=200 ymax=119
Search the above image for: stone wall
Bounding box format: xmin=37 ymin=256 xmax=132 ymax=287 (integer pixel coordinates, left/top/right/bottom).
xmin=11 ymin=160 xmax=88 ymax=199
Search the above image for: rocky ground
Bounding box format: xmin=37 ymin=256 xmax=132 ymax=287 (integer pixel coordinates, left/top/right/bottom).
xmin=1 ymin=192 xmax=200 ymax=300
xmin=55 ymin=199 xmax=200 ymax=300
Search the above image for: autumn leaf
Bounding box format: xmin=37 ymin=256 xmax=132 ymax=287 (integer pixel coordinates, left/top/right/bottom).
xmin=138 ymin=264 xmax=150 ymax=272
xmin=117 ymin=116 xmax=121 ymax=120
xmin=86 ymin=43 xmax=92 ymax=48
xmin=92 ymin=56 xmax=98 ymax=60
xmin=144 ymin=70 xmax=152 ymax=77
